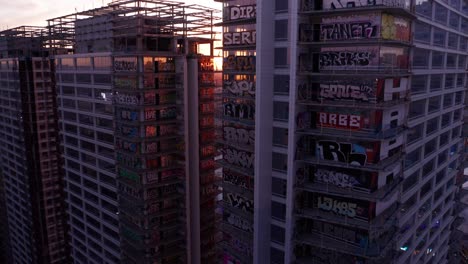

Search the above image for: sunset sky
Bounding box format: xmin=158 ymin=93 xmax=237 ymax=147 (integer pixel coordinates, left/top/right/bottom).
xmin=0 ymin=0 xmax=221 ymax=29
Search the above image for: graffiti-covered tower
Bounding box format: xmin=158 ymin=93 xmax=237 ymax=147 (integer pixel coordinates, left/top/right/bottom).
xmin=217 ymin=0 xmax=466 ymax=263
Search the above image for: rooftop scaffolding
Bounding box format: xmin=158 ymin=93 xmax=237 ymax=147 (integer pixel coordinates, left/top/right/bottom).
xmin=47 ymin=0 xmax=221 ymax=54
xmin=0 ymin=26 xmax=47 ymax=58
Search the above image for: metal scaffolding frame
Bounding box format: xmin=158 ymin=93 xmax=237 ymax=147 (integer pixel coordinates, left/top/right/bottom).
xmin=0 ymin=26 xmax=47 ymax=57
xmin=46 ymin=0 xmax=221 ymax=53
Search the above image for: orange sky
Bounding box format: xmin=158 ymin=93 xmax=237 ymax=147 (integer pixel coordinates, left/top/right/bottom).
xmin=0 ymin=0 xmax=221 ymax=29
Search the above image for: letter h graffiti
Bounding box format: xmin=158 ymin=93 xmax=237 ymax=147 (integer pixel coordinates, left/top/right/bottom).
xmin=318 ymin=141 xmax=367 ymax=166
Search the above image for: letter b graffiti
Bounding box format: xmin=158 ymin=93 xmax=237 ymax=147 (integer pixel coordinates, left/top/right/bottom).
xmin=318 ymin=141 xmax=367 ymax=166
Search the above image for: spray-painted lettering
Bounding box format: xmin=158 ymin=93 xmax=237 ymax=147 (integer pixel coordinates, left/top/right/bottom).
xmin=226 ymin=192 xmax=254 ymax=213
xmin=224 ymin=31 xmax=257 ymax=46
xmin=318 ymin=112 xmax=361 ymax=129
xmin=223 ymin=55 xmax=256 ymax=72
xmin=225 ymin=212 xmax=253 ymax=233
xmin=317 ymin=141 xmax=367 ymax=166
xmin=224 ymin=80 xmax=255 ymax=97
xmin=314 ymin=168 xmax=360 ymax=189
xmin=229 ymin=5 xmax=256 ymax=20
xmin=319 ymin=51 xmax=371 ymax=68
xmin=222 ymin=148 xmax=254 ymax=169
xmin=223 ymin=127 xmax=255 ymax=146
xmin=317 ymin=196 xmax=357 ymax=217
xmin=321 ymin=22 xmax=378 ymax=40
xmin=320 ymin=83 xmax=375 ymax=101
xmin=224 ymin=102 xmax=255 ymax=120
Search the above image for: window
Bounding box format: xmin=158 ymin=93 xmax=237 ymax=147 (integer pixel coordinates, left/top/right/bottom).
xmin=459 ymin=56 xmax=466 ymax=69
xmin=62 ymin=86 xmax=75 ymax=95
xmin=449 ymin=11 xmax=460 ymax=29
xmin=414 ymin=22 xmax=431 ymax=43
xmin=446 ymin=53 xmax=457 ymax=68
xmin=272 ymin=177 xmax=287 ymax=197
xmin=443 ymin=94 xmax=453 ymax=108
xmin=272 ymin=152 xmax=288 ymax=172
xmin=411 ymin=75 xmax=427 ymax=94
xmin=273 ymin=102 xmax=289 ymax=121
xmin=402 ymin=171 xmax=419 ymax=193
xmin=407 ymin=123 xmax=424 ymax=144
xmin=432 ymin=51 xmax=444 ymax=68
xmin=405 ymin=148 xmax=421 ymax=169
xmin=275 ymin=20 xmax=288 ymax=40
xmin=94 ymin=74 xmax=112 ymax=84
xmin=428 ymin=96 xmax=440 ymax=113
xmin=445 ymin=74 xmax=455 ymax=89
xmin=433 ymin=28 xmax=446 ymax=47
xmin=76 ymin=87 xmax=92 ymax=98
xmin=273 ymin=127 xmax=288 ymax=146
xmin=275 ymin=0 xmax=288 ymax=12
xmin=271 ymin=201 xmax=286 ymax=221
xmin=61 ymin=73 xmax=74 ymax=83
xmin=273 ymin=75 xmax=289 ymax=95
xmin=274 ymin=48 xmax=288 ymax=68
xmin=94 ymin=57 xmax=112 ymax=70
xmin=77 ymin=101 xmax=93 ymax=111
xmin=440 ymin=131 xmax=450 ymax=147
xmin=413 ymin=48 xmax=430 ymax=69
xmin=426 ymin=117 xmax=439 ymax=135
xmin=441 ymin=113 xmax=452 ymax=128
xmin=460 ymin=37 xmax=467 ymax=51
xmin=430 ymin=74 xmax=443 ymax=91
xmin=62 ymin=98 xmax=76 ymax=109
xmin=448 ymin=33 xmax=459 ymax=49
xmin=271 ymin=225 xmax=285 ymax=244
xmin=79 ymin=114 xmax=94 ymax=126
xmin=76 ymin=58 xmax=91 ymax=70
xmin=424 ymin=138 xmax=437 ymax=157
xmin=409 ymin=100 xmax=426 ymax=119
xmin=416 ymin=0 xmax=432 ymax=17
xmin=434 ymin=4 xmax=448 ymax=24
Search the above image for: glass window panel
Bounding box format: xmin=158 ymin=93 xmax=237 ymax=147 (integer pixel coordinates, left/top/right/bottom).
xmin=434 ymin=4 xmax=448 ymax=24
xmin=409 ymin=99 xmax=426 ymax=119
xmin=433 ymin=28 xmax=446 ymax=47
xmin=76 ymin=58 xmax=92 ymax=70
xmin=416 ymin=0 xmax=432 ymax=17
xmin=94 ymin=74 xmax=112 ymax=84
xmin=94 ymin=57 xmax=112 ymax=70
xmin=445 ymin=74 xmax=455 ymax=89
xmin=411 ymin=75 xmax=427 ymax=94
xmin=413 ymin=48 xmax=430 ymax=69
xmin=426 ymin=117 xmax=439 ymax=135
xmin=275 ymin=20 xmax=288 ymax=40
xmin=443 ymin=93 xmax=453 ymax=108
xmin=430 ymin=74 xmax=443 ymax=91
xmin=432 ymin=51 xmax=444 ymax=68
xmin=449 ymin=12 xmax=460 ymax=29
xmin=448 ymin=33 xmax=459 ymax=49
xmin=446 ymin=53 xmax=457 ymax=68
xmin=428 ymin=96 xmax=440 ymax=113
xmin=274 ymin=48 xmax=289 ymax=68
xmin=273 ymin=75 xmax=289 ymax=95
xmin=414 ymin=22 xmax=431 ymax=44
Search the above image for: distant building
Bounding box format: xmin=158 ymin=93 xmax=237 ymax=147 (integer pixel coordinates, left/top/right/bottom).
xmin=0 ymin=26 xmax=70 ymax=263
xmin=49 ymin=1 xmax=221 ymax=263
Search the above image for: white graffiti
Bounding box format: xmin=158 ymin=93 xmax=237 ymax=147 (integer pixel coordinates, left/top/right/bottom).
xmin=226 ymin=213 xmax=253 ymax=233
xmin=222 ymin=148 xmax=254 ymax=169
xmin=317 ymin=196 xmax=357 ymax=218
xmin=224 ymin=31 xmax=256 ymax=46
xmin=318 ymin=112 xmax=361 ymax=129
xmin=224 ymin=127 xmax=255 ymax=146
xmin=115 ymin=93 xmax=139 ymax=105
xmin=226 ymin=192 xmax=254 ymax=213
xmin=314 ymin=168 xmax=361 ymax=189
xmin=320 ymin=83 xmax=374 ymax=101
xmin=229 ymin=5 xmax=256 ymax=20
xmin=224 ymin=80 xmax=255 ymax=97
xmin=324 ymin=0 xmax=382 ymax=9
